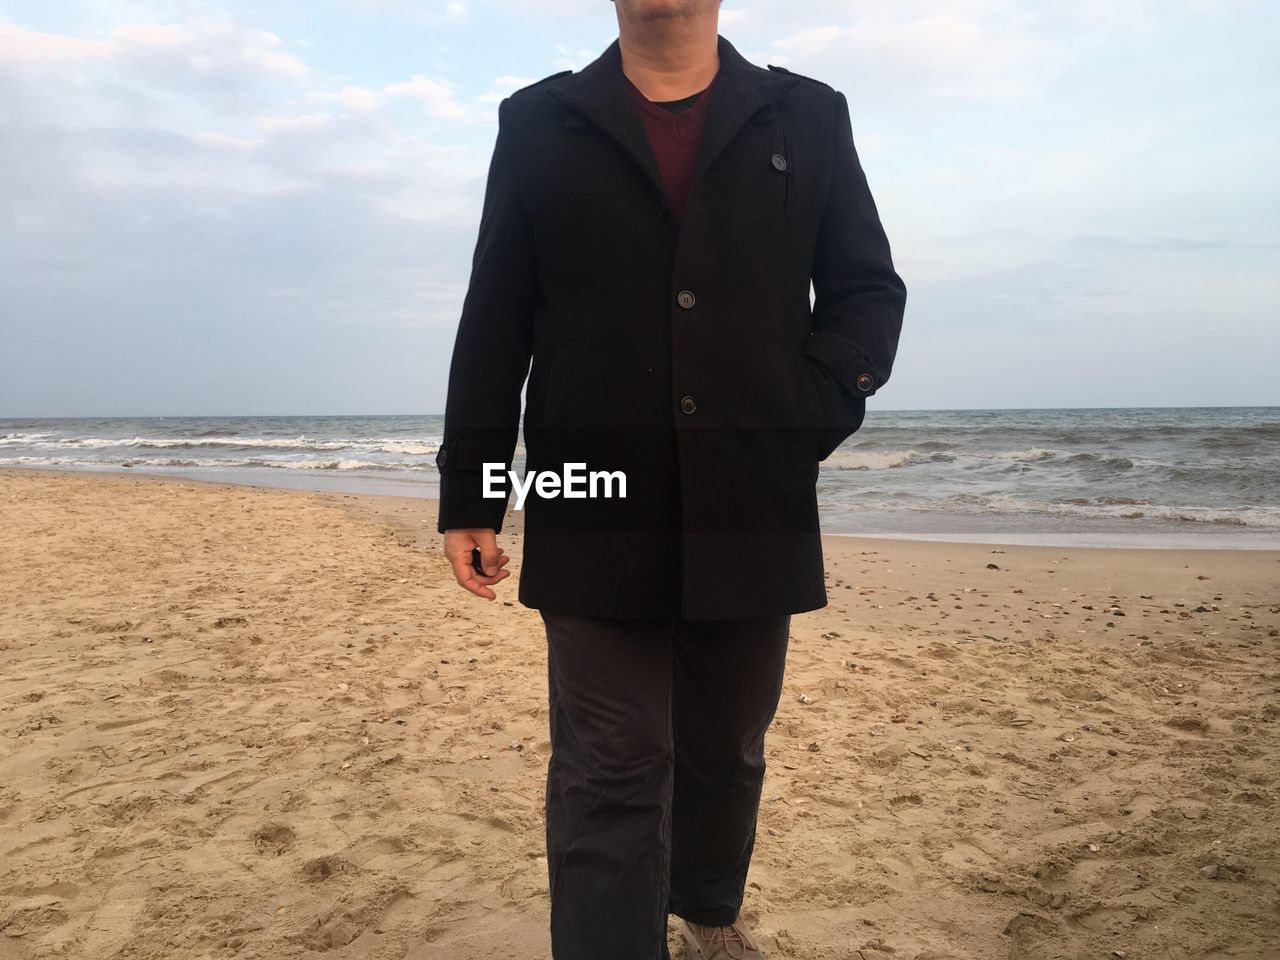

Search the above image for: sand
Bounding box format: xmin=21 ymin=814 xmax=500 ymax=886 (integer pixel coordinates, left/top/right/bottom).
xmin=1 ymin=466 xmax=1277 ymax=960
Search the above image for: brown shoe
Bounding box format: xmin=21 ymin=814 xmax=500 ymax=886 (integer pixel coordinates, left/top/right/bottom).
xmin=680 ymin=917 xmax=764 ymax=959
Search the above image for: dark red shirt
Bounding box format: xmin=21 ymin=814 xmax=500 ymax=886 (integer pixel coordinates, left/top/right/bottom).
xmin=624 ymin=70 xmax=718 ymax=222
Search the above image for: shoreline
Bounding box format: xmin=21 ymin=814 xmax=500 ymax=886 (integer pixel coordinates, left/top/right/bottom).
xmin=3 ymin=463 xmax=1275 ymax=552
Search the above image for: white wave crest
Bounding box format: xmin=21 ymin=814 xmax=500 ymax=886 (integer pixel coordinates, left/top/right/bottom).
xmin=823 ymin=449 xmax=950 ymax=470
xmin=993 ymin=447 xmax=1058 ymax=462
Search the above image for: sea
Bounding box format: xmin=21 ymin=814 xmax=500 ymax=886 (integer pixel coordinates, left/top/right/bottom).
xmin=2 ymin=408 xmax=1278 ymax=549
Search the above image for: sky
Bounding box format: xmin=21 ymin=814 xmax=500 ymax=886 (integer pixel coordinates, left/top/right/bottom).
xmin=0 ymin=0 xmax=1276 ymax=416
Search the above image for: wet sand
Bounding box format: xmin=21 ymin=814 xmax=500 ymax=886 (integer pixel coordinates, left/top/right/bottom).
xmin=1 ymin=467 xmax=1277 ymax=959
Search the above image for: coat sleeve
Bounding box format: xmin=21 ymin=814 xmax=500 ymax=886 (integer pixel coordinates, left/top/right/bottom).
xmin=435 ymin=96 xmax=537 ymax=534
xmin=803 ymin=89 xmax=907 ymax=460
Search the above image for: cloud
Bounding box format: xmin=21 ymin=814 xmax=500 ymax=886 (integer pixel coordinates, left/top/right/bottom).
xmin=762 ymin=8 xmax=1064 ymax=104
xmin=346 ymin=0 xmax=469 ymax=19
xmin=104 ymin=20 xmax=309 ymax=82
xmin=384 ymin=75 xmax=470 ymax=120
xmin=0 ymin=20 xmax=109 ymax=60
xmin=0 ymin=8 xmax=511 ymax=417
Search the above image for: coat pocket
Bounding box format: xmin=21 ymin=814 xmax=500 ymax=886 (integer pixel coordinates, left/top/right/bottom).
xmin=790 ymin=353 xmax=825 ymax=462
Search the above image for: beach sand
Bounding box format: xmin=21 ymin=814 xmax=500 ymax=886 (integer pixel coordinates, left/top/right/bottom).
xmin=1 ymin=467 xmax=1277 ymax=959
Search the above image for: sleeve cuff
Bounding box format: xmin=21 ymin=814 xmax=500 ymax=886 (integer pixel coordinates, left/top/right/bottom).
xmin=803 ymin=329 xmax=881 ymax=397
xmin=435 ymin=436 xmax=514 ymax=533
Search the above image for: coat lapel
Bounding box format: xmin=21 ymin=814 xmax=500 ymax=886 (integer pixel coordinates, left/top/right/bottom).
xmin=546 ymin=33 xmax=802 ymax=210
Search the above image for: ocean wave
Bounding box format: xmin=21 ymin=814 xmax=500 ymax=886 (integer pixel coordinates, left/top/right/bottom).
xmin=1200 ymin=428 xmax=1280 ymax=449
xmin=822 ymin=446 xmax=1065 ymax=470
xmin=290 ymin=458 xmax=415 ymax=471
xmin=823 ymin=449 xmax=955 ymax=470
xmin=188 ymin=426 xmax=244 ymax=437
xmin=11 ymin=435 xmax=443 ymax=454
xmin=373 ymin=441 xmax=439 ymax=455
xmin=1062 ymin=451 xmax=1135 ymax=469
xmin=975 ymin=494 xmax=1279 ymax=528
xmin=0 ymin=456 xmax=84 ymax=466
xmin=0 ymin=455 xmax=435 ymax=472
xmin=101 ymin=436 xmax=359 ymax=451
xmin=993 ymin=447 xmax=1058 ymax=462
xmin=1054 ymin=499 xmax=1157 ymax=506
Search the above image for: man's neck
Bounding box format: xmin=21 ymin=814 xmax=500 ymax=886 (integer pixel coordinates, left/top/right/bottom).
xmin=616 ymin=23 xmax=720 ymax=103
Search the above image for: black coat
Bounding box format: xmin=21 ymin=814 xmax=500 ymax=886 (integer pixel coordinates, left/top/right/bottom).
xmin=436 ymin=34 xmax=907 ymax=621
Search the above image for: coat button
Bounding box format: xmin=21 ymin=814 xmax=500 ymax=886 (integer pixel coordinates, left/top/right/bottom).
xmin=855 ymin=373 xmax=875 ymax=392
xmin=677 ymin=290 xmax=696 ymax=309
xmin=436 ymin=446 xmax=450 ymax=468
xmin=679 ymin=395 xmax=697 ymax=415
xmin=771 ymin=153 xmax=788 ymax=172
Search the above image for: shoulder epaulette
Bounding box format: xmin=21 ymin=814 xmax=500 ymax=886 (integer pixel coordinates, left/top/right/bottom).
xmin=767 ymin=63 xmax=826 ymax=86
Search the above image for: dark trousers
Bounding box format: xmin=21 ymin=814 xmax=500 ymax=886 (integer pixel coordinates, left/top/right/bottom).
xmin=540 ymin=610 xmax=791 ymax=960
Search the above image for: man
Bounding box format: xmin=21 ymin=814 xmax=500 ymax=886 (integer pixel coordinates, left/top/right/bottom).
xmin=437 ymin=1 xmax=906 ymax=956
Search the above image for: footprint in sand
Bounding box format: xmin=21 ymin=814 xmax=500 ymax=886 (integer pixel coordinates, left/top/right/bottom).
xmin=252 ymin=821 xmax=296 ymax=856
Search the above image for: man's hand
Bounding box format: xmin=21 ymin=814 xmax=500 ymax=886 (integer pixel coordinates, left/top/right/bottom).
xmin=443 ymin=528 xmax=511 ymax=600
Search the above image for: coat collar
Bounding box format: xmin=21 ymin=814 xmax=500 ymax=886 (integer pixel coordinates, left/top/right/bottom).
xmin=545 ymin=33 xmax=801 ymax=210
